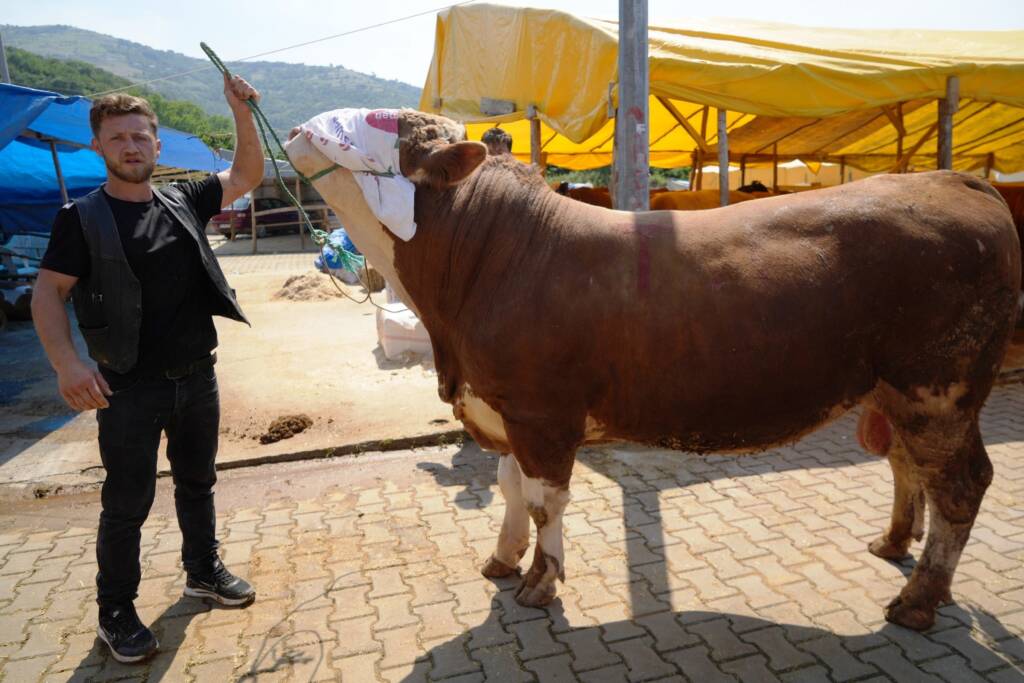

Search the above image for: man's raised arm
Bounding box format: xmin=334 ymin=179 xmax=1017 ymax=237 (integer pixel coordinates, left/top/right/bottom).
xmin=217 ymin=73 xmax=265 ymax=207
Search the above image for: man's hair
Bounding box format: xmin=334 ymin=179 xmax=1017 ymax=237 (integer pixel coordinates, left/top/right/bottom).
xmin=482 ymin=126 xmax=512 ymax=151
xmin=89 ymin=94 xmax=159 ymax=137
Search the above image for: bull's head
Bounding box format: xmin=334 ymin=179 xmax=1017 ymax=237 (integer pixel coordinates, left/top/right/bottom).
xmin=286 ymin=110 xmax=486 ymax=191
xmin=284 ymin=110 xmax=487 ymax=308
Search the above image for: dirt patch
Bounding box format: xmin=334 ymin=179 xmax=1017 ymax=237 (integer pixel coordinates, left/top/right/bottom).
xmin=274 ymin=268 xmax=385 ymax=302
xmin=259 ymin=414 xmax=314 ymax=444
xmin=274 ymin=273 xmax=345 ymax=301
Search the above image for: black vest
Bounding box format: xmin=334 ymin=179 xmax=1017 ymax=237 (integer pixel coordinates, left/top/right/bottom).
xmin=71 ymin=185 xmax=248 ymax=374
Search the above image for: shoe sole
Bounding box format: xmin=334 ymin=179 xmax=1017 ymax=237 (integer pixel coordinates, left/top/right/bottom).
xmin=183 ymin=586 xmax=256 ymax=607
xmin=97 ymin=626 xmax=158 ymax=664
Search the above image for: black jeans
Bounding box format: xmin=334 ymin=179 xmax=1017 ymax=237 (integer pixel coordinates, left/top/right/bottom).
xmin=95 ymin=365 xmax=220 ymax=607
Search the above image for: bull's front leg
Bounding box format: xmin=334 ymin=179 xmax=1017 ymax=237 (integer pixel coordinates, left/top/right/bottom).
xmin=482 ymin=454 xmax=531 ymax=578
xmin=515 ymin=475 xmax=571 ymax=607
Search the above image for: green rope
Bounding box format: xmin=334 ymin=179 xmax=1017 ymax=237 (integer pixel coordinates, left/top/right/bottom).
xmin=200 ymin=42 xmax=364 ymax=275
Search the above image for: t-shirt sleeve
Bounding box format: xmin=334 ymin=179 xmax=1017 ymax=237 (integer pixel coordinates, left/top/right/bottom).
xmin=39 ymin=203 xmax=90 ymax=279
xmin=173 ymin=174 xmax=225 ymax=226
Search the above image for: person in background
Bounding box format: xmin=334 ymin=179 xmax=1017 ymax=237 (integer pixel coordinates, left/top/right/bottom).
xmin=482 ymin=126 xmax=513 ymax=156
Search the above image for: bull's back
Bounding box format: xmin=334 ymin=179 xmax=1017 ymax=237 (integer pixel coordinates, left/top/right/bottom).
xmin=556 ymin=172 xmax=1018 ymax=449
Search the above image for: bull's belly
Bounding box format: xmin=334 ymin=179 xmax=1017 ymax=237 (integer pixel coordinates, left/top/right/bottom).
xmin=452 ymin=383 xmax=859 ymax=455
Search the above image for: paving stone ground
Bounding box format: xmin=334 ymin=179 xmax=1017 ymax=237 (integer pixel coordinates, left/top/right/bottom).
xmin=1 ymin=385 xmax=1023 ymax=682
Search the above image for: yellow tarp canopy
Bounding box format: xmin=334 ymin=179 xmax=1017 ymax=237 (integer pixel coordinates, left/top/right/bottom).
xmin=420 ymin=5 xmax=1024 ymax=173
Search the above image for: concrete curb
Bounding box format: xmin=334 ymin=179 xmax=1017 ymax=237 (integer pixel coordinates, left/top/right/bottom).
xmin=0 ymin=429 xmax=469 ymax=501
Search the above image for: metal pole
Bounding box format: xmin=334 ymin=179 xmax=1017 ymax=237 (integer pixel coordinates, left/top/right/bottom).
xmin=772 ymin=143 xmax=779 ymax=193
xmin=296 ymin=175 xmax=305 ymax=250
xmin=938 ymin=75 xmax=959 ymax=170
xmin=250 ymin=193 xmax=258 ymax=254
xmin=612 ymin=0 xmax=649 ymax=211
xmin=48 ymin=140 xmax=69 ymax=205
xmin=0 ymin=32 xmax=11 ymax=84
xmin=718 ymin=108 xmax=729 ymax=207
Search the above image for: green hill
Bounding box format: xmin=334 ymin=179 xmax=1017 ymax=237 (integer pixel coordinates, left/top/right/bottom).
xmin=2 ymin=24 xmax=423 ymax=134
xmin=7 ymin=47 xmax=236 ymax=149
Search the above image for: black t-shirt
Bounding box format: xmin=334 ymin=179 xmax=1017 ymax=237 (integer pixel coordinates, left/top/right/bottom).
xmin=40 ymin=175 xmax=225 ymax=382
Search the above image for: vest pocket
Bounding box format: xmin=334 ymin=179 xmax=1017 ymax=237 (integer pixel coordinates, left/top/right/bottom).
xmin=78 ymin=324 xmax=111 ymax=363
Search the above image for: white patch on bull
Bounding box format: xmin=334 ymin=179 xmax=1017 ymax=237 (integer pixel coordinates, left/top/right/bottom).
xmin=911 ymin=382 xmax=969 ymax=413
xmin=456 ymin=384 xmax=509 ymax=447
xmin=584 ymin=414 xmax=610 ymax=440
xmin=519 ymin=473 xmax=571 ymax=587
xmin=491 ymin=454 xmax=531 ymax=568
xmin=284 ymin=131 xmax=418 ymax=313
xmin=919 ymin=492 xmax=967 ymax=597
xmin=976 ymin=239 xmax=986 ymax=254
xmin=407 ymin=168 xmax=429 ymax=184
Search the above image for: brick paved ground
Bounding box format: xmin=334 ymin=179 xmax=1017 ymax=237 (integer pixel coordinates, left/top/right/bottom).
xmin=1 ymin=385 xmax=1022 ymax=682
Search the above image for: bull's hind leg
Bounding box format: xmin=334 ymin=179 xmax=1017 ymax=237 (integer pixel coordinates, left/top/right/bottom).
xmin=869 ymin=434 xmax=926 ymax=560
xmin=884 ymin=419 xmax=992 ymax=631
xmin=481 ymin=454 xmax=531 ymax=578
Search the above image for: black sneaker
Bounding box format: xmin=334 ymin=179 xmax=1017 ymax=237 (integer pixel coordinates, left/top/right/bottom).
xmin=97 ymin=603 xmax=158 ymax=663
xmin=184 ymin=559 xmax=256 ymax=606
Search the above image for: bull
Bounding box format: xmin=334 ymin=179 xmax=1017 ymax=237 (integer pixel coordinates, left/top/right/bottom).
xmin=285 ymin=110 xmax=1020 ymax=631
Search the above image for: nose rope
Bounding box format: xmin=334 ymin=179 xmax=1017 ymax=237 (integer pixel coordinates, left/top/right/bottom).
xmin=201 ymin=43 xmax=403 ymax=312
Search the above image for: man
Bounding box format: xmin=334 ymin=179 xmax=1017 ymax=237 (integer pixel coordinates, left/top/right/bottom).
xmin=482 ymin=126 xmax=513 ymax=156
xmin=31 ymin=73 xmax=264 ymax=664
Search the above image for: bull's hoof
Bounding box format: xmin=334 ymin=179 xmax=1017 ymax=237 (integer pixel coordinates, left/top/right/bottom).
xmin=514 ymin=576 xmax=556 ymax=607
xmin=884 ymin=596 xmax=936 ymax=631
xmin=481 ymin=555 xmax=519 ymax=579
xmin=868 ymin=535 xmax=911 ymax=560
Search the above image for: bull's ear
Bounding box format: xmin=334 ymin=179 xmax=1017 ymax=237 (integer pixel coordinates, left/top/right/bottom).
xmin=418 ymin=141 xmax=487 ymax=189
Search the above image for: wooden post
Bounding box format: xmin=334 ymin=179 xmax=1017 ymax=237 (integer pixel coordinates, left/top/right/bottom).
xmin=696 ymin=106 xmax=708 ymax=191
xmin=250 ymin=193 xmax=258 ymax=254
xmin=48 ymin=140 xmax=69 ymax=205
xmin=937 ymin=75 xmax=959 ymax=170
xmin=984 ymin=152 xmax=994 ymax=179
xmin=717 ymin=108 xmax=729 ymax=207
xmin=690 ymin=151 xmax=698 ymax=191
xmin=528 ymin=104 xmax=542 ymax=168
xmin=839 ymin=157 xmax=846 ymax=185
xmin=740 ymin=156 xmax=746 ymax=187
xmin=295 ymin=175 xmax=305 ymax=249
xmin=772 ymin=143 xmax=779 ymax=193
xmin=612 ymin=0 xmax=649 ymax=211
xmin=896 ymin=102 xmax=904 ymax=172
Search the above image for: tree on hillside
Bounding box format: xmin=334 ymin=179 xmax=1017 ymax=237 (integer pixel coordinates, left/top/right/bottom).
xmin=7 ymin=46 xmax=235 ymax=150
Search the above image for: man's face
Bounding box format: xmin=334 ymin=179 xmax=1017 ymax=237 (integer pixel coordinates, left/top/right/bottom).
xmin=486 ymin=141 xmax=512 ymax=156
xmin=91 ymin=114 xmax=161 ymax=184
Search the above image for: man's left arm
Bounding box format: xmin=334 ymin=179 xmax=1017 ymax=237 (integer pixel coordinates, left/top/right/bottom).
xmin=217 ymin=73 xmax=265 ymax=207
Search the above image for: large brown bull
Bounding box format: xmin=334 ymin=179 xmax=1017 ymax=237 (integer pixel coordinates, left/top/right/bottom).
xmin=286 ymin=111 xmax=1021 ymax=631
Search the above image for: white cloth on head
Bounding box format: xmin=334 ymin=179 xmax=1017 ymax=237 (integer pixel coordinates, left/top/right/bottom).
xmin=300 ymin=108 xmax=417 ymax=241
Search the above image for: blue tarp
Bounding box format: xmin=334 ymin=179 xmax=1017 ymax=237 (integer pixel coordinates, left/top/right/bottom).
xmin=0 ymin=83 xmax=230 ymax=236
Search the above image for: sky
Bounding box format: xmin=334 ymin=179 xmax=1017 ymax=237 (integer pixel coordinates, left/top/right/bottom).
xmin=4 ymin=0 xmax=1024 ymax=89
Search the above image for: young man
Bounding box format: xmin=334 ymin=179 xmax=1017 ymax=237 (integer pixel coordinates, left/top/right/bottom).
xmin=32 ymin=74 xmax=265 ymax=664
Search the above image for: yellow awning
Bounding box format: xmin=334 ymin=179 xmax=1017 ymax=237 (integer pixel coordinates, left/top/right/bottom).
xmin=421 ymin=5 xmax=1024 ymax=173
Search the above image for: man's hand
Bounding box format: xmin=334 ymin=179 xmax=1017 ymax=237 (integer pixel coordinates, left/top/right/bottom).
xmin=223 ymin=73 xmax=260 ymax=113
xmin=57 ymin=358 xmax=112 ymax=411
